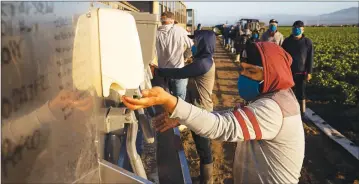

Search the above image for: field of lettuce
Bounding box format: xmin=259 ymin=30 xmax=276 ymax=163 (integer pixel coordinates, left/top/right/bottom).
xmin=280 ymin=27 xmax=359 ymax=144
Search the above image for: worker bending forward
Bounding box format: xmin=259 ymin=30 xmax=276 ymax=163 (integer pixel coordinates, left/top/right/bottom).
xmin=151 ymin=30 xmax=216 ymax=184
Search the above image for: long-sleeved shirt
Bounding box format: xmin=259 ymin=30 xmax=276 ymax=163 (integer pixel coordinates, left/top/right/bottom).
xmin=282 ymin=34 xmax=314 ymax=74
xmin=156 ymin=24 xmax=193 ymax=68
xmin=156 ymin=57 xmax=213 ymax=79
xmin=170 ymin=89 xmax=305 ymax=184
xmin=261 ymin=30 xmax=284 ymax=46
xmin=157 ymin=60 xmax=215 ymax=111
xmin=2 ymin=101 xmax=56 ymax=182
xmin=2 ymin=91 xmax=96 ymax=183
xmin=156 ymin=30 xmax=216 ymax=111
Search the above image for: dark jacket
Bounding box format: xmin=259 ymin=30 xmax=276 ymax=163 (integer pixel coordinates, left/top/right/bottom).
xmin=282 ymin=34 xmax=314 ymax=74
xmin=249 ymin=37 xmax=260 ymax=43
xmin=234 ymin=34 xmax=251 ymax=53
xmin=155 ymin=30 xmax=216 ymax=111
xmin=222 ymin=26 xmax=231 ymax=38
xmin=156 ymin=30 xmax=216 ymax=79
xmin=229 ymin=26 xmax=238 ymax=40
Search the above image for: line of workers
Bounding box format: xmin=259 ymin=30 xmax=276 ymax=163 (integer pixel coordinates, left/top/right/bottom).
xmin=124 ymin=11 xmax=314 ymax=184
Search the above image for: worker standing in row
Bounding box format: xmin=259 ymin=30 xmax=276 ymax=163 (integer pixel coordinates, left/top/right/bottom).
xmin=261 ymin=19 xmax=284 ymax=46
xmin=151 ymin=30 xmax=216 ymax=184
xmin=235 ymin=29 xmax=252 ymax=62
xmin=236 ymin=29 xmax=260 ymax=62
xmin=155 ymin=12 xmax=193 ymax=101
xmin=228 ymin=25 xmax=237 ymax=53
xmin=195 ymin=23 xmax=202 ymax=34
xmin=282 ymin=20 xmax=314 ymax=117
xmin=222 ymin=23 xmax=231 ymax=50
xmin=250 ymin=30 xmax=260 ymax=43
xmin=191 ymin=23 xmax=203 ymax=58
xmin=155 ymin=12 xmax=215 ymax=184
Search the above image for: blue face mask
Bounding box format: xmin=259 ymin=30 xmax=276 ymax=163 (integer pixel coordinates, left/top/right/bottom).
xmin=237 ymin=75 xmax=264 ymax=101
xmin=191 ymin=45 xmax=197 ymax=56
xmin=252 ymin=34 xmax=259 ymax=39
xmin=292 ymin=27 xmax=302 ymax=36
xmin=269 ymin=25 xmax=277 ymax=32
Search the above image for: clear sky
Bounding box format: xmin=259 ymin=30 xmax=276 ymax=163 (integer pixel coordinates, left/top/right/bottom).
xmin=184 ymin=2 xmax=358 ymax=25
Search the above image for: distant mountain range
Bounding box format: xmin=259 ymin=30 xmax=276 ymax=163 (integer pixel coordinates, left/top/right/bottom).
xmin=204 ymin=7 xmax=359 ymax=26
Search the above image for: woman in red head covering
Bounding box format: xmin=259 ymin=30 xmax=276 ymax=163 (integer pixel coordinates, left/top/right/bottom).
xmin=122 ymin=42 xmax=305 ymax=184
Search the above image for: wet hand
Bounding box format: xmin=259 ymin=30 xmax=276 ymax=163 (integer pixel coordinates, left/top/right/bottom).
xmin=152 ymin=113 xmax=180 ymax=132
xmin=121 ymin=87 xmax=178 ymax=113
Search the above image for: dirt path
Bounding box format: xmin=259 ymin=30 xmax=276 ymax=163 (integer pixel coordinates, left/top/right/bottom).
xmin=180 ymin=38 xmax=240 ymax=184
xmin=180 ymin=37 xmax=359 ymax=184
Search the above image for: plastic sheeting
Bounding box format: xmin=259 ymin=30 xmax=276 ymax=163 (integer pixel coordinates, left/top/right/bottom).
xmin=1 ymin=2 xmax=106 ymax=183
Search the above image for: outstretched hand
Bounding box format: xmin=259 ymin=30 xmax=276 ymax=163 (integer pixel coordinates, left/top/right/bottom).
xmin=121 ymin=87 xmax=178 ymax=113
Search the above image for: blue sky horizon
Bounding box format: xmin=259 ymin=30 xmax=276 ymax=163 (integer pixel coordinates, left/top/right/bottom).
xmin=184 ymin=2 xmax=358 ymax=25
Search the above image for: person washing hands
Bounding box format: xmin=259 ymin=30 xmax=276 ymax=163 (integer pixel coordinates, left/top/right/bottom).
xmin=123 ymin=42 xmax=305 ymax=184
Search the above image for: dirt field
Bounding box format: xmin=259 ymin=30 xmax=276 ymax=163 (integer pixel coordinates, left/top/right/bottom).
xmin=179 ymin=37 xmax=359 ymax=184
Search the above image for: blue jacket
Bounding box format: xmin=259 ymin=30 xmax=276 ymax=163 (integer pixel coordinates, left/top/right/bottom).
xmin=156 ymin=30 xmax=216 ymax=79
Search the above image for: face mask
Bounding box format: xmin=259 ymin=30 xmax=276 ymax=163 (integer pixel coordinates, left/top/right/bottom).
xmin=269 ymin=25 xmax=277 ymax=32
xmin=252 ymin=34 xmax=259 ymax=39
xmin=191 ymin=45 xmax=197 ymax=56
xmin=237 ymin=75 xmax=264 ymax=101
xmin=292 ymin=27 xmax=302 ymax=36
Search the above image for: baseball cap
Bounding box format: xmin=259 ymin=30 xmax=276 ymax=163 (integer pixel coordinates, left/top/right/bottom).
xmin=293 ymin=20 xmax=304 ymax=27
xmin=269 ymin=19 xmax=278 ymax=24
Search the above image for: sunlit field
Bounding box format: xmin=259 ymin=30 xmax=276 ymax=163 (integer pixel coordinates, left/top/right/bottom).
xmin=280 ymin=27 xmax=359 ymax=105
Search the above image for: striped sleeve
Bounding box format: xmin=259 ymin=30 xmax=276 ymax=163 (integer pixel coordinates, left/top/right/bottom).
xmin=170 ymin=97 xmax=283 ymax=142
xmin=2 ymin=101 xmax=56 ymax=145
xmin=232 ymin=98 xmax=283 ymax=140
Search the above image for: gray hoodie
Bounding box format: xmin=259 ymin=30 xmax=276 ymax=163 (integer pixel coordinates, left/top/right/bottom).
xmin=156 ymin=24 xmax=193 ymax=68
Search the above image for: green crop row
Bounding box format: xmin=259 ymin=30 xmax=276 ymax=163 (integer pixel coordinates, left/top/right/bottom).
xmin=279 ymin=27 xmax=359 ymax=105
